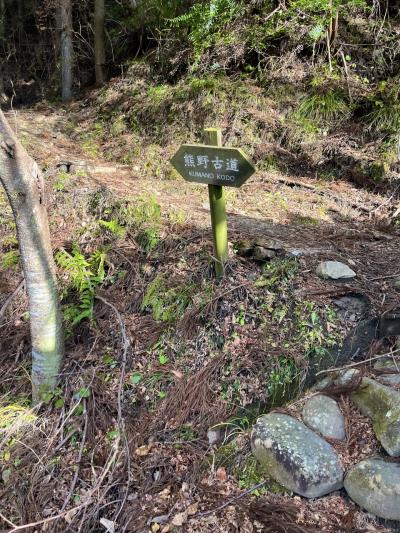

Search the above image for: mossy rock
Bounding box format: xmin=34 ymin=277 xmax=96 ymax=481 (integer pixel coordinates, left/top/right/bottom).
xmin=344 ymin=458 xmax=400 ymax=520
xmin=251 ymin=413 xmax=343 ymax=498
xmin=352 ymin=377 xmax=400 ymax=456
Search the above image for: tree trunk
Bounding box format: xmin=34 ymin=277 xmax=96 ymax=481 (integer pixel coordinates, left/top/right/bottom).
xmin=0 ymin=110 xmax=64 ymax=401
xmin=59 ymin=0 xmax=73 ymax=102
xmin=94 ymin=0 xmax=106 ymax=86
xmin=0 ymin=0 xmax=5 ymax=40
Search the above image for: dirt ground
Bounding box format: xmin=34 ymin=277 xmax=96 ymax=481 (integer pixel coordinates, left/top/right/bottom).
xmin=0 ymin=103 xmax=400 ymax=532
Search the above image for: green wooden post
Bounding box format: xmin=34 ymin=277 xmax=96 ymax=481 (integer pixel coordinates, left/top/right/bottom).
xmin=204 ymin=128 xmax=228 ymax=278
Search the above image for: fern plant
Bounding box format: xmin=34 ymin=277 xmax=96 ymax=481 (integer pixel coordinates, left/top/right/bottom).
xmin=99 ymin=218 xmax=126 ymax=238
xmin=170 ymin=0 xmax=244 ymax=65
xmin=141 ymin=274 xmax=194 ymax=323
xmin=56 ymin=245 xmax=107 ymax=329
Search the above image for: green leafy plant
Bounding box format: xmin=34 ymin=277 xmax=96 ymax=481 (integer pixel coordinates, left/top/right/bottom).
xmin=295 ymin=301 xmax=339 ymax=359
xmin=53 ymin=171 xmax=70 ymax=192
xmin=255 ymin=258 xmax=298 ymax=290
xmin=170 ymin=0 xmax=244 ymax=66
xmin=56 ymin=245 xmax=107 ymax=328
xmin=123 ymin=196 xmax=162 ymax=252
xmin=238 ymin=457 xmax=268 ymax=496
xmin=99 ymin=219 xmax=126 ymax=238
xmin=141 ymin=274 xmax=194 ymax=323
xmin=267 ymin=357 xmax=300 ymax=404
xmin=130 ymin=372 xmax=143 ymax=385
xmin=295 ymin=90 xmax=350 ymax=124
xmin=366 ymin=80 xmax=400 ymax=135
xmin=1 ymin=250 xmax=20 ymax=269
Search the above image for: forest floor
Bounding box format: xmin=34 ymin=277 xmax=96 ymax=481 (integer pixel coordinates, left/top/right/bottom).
xmin=0 ymin=100 xmax=400 ymax=532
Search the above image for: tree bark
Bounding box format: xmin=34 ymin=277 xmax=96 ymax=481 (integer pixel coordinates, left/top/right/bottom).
xmin=0 ymin=0 xmax=5 ymax=40
xmin=94 ymin=0 xmax=106 ymax=86
xmin=0 ymin=110 xmax=64 ymax=401
xmin=59 ymin=0 xmax=73 ymax=102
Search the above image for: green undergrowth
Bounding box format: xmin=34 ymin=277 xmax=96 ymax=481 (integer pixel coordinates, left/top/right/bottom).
xmin=56 ymin=246 xmax=108 ymax=331
xmin=82 ymin=63 xmax=400 ymax=183
xmin=141 ymin=274 xmax=197 ymax=323
xmin=217 ymin=257 xmax=340 ymax=412
xmin=70 ymin=0 xmax=400 ymax=185
xmin=210 ymin=437 xmax=286 ymax=496
xmin=55 ymin=192 xmax=165 ymax=333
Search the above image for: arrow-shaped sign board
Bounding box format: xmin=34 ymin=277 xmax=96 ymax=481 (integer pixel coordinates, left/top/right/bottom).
xmin=170 ymin=144 xmax=255 ymax=188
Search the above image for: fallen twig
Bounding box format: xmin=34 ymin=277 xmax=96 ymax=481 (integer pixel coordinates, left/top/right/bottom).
xmin=61 ymin=400 xmax=88 ymax=512
xmin=0 ymin=279 xmax=24 ymax=320
xmin=95 ymin=295 xmax=131 ymax=525
xmin=367 ymin=272 xmax=400 ymax=282
xmin=316 ymin=348 xmax=400 ymax=376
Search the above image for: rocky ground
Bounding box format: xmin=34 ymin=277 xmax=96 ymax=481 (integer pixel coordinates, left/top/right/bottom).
xmin=0 ymin=102 xmax=400 ymax=532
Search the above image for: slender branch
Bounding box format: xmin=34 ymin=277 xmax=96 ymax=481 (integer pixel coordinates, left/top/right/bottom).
xmin=61 ymin=400 xmax=88 ymax=512
xmin=0 ymin=278 xmax=24 ymax=320
xmin=94 ymin=295 xmax=131 ymax=524
xmin=315 ymin=348 xmax=400 ymax=376
xmin=367 ymin=272 xmax=400 ymax=282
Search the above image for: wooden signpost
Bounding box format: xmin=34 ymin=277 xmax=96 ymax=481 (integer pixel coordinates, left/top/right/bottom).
xmin=170 ymin=128 xmax=256 ymax=278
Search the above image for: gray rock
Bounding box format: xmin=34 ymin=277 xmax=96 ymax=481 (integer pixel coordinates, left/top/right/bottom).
xmin=236 ymin=240 xmax=253 ymax=257
xmin=336 ymin=368 xmax=361 ymax=387
xmin=374 ymin=357 xmax=400 ymax=372
xmin=207 ymin=427 xmax=223 ymax=446
xmin=302 ymin=395 xmax=346 ymax=440
xmin=311 ymin=376 xmax=333 ymax=392
xmin=251 ymin=413 xmax=343 ymax=498
xmin=376 ymin=374 xmax=400 ymax=387
xmin=393 ymin=278 xmax=400 ymax=290
xmin=352 ymin=377 xmax=400 ymax=456
xmin=311 ymin=369 xmax=361 ymax=392
xmin=333 ymin=294 xmax=369 ymax=321
xmin=289 ymin=249 xmax=303 ymax=257
xmin=316 ymin=261 xmax=356 ymax=280
xmin=253 ymin=246 xmax=276 ymax=261
xmin=344 ymin=458 xmax=400 ymax=520
xmin=254 ymin=238 xmax=283 ymax=251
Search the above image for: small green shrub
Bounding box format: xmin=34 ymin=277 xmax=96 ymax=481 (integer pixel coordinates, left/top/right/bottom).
xmin=255 ymin=258 xmax=298 ymax=290
xmin=136 ymin=227 xmax=160 ymax=252
xmin=267 ymin=356 xmax=300 ymax=404
xmin=366 ymin=80 xmax=400 ymax=135
xmin=56 ymin=246 xmax=107 ymax=329
xmin=170 ymin=0 xmax=244 ymax=66
xmin=124 ymin=196 xmax=162 ymax=251
xmin=2 ymin=250 xmax=20 ymax=269
xmin=124 ymin=195 xmax=161 ymax=228
xmin=295 ymin=301 xmax=338 ymax=359
xmin=141 ymin=274 xmax=194 ymax=323
xmin=99 ymin=219 xmax=126 ymax=238
xmin=53 ymin=171 xmax=70 ymax=192
xmin=295 ymin=90 xmax=350 ymax=124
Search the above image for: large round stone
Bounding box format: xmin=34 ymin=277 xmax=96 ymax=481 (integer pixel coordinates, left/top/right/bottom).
xmin=344 ymin=458 xmax=400 ymax=520
xmin=302 ymin=395 xmax=346 ymax=440
xmin=351 ymin=377 xmax=400 ymax=456
xmin=251 ymin=413 xmax=343 ymax=498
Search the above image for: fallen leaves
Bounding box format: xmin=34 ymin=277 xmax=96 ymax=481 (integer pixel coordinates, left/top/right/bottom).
xmin=171 ymin=502 xmax=199 ymax=527
xmin=135 ymin=443 xmax=154 ymax=457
